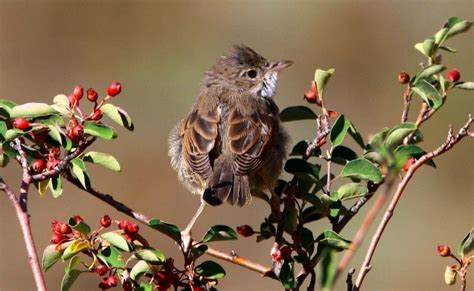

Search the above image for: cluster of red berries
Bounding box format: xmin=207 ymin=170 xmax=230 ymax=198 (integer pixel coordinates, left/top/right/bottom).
xmin=98 ymin=274 xmax=118 ymax=289
xmin=50 ymin=220 xmax=73 ymax=244
xmin=154 ymin=258 xmax=178 ymax=290
xmin=30 ymin=147 xmax=61 ymax=173
xmin=118 ymin=220 xmax=139 ymax=242
xmin=66 ymin=82 xmax=121 ymax=143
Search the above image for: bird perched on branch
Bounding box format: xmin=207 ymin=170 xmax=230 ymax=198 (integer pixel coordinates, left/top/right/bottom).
xmin=169 ymin=45 xmax=292 ymax=236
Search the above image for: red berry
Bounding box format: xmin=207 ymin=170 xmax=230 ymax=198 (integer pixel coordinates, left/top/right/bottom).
xmin=100 ymin=215 xmax=112 ymax=228
xmin=437 ymin=245 xmax=451 ymax=257
xmin=123 ymin=233 xmax=134 ymax=242
xmin=74 ymin=215 xmax=83 ymax=223
xmin=87 ymin=88 xmax=99 ymax=102
xmin=447 ymin=68 xmax=460 ymax=82
xmin=94 ymin=264 xmax=108 ymax=276
xmin=68 ymin=94 xmax=80 ymax=109
xmin=32 ymin=159 xmax=47 ymax=172
xmin=236 ymin=225 xmax=254 ymax=237
xmin=67 ymin=124 xmax=84 ymax=142
xmin=31 ymin=130 xmax=49 ymax=141
xmin=304 ymin=80 xmax=320 ymax=105
xmin=118 ymin=220 xmax=129 ymax=230
xmin=402 ymin=157 xmax=416 ymax=171
xmin=51 ymin=233 xmax=65 ymax=244
xmin=98 ymin=275 xmax=118 ymax=289
xmin=280 ymin=245 xmax=292 ymax=259
xmin=107 ymin=82 xmax=122 ymax=97
xmin=47 ymin=159 xmax=60 ymax=170
xmin=272 ymin=249 xmax=283 ymax=261
xmin=126 ymin=223 xmax=139 ymax=234
xmin=398 ymin=72 xmax=410 ymax=84
xmin=89 ymin=109 xmax=103 ymax=121
xmin=59 ymin=223 xmax=72 ymax=235
xmin=73 ymin=85 xmax=84 ymax=100
xmin=13 ymin=117 xmax=30 ymax=131
xmin=52 ymin=220 xmax=63 ymax=235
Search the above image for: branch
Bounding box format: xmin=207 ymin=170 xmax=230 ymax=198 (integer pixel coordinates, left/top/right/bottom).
xmin=0 ymin=177 xmax=46 ymax=291
xmin=354 ymin=115 xmax=473 ymax=290
xmin=401 ymin=85 xmax=412 ymax=123
xmin=63 ymin=173 xmax=276 ymax=279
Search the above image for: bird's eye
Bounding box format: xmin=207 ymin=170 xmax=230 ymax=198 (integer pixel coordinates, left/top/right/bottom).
xmin=246 ymin=69 xmax=257 ymax=79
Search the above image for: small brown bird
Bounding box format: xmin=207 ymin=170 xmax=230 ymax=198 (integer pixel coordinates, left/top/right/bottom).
xmin=169 ymin=45 xmax=292 ymax=234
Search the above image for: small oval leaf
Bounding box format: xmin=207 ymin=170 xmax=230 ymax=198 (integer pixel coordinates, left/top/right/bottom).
xmin=11 ymin=103 xmax=58 ymax=118
xmin=341 ymin=158 xmax=382 ymax=183
xmin=279 ymin=106 xmax=317 ymax=122
xmin=83 ymin=151 xmax=121 ymax=172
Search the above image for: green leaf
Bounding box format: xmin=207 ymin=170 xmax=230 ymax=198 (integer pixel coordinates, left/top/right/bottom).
xmin=42 ymin=244 xmax=65 ymax=272
xmin=0 ymin=120 xmax=7 ymax=142
xmin=83 ymin=121 xmax=117 ymax=140
xmin=330 ymin=114 xmax=364 ymax=148
xmin=0 ymin=99 xmax=16 ymax=117
xmin=61 ymin=264 xmax=82 ymax=291
xmin=10 ymin=102 xmax=58 ymax=118
xmin=314 ymin=68 xmax=335 ymax=95
xmin=194 ymin=260 xmax=226 ymax=279
xmin=62 ymin=240 xmax=89 ymax=261
xmin=68 ymin=217 xmax=91 ymax=236
xmin=82 ymin=151 xmax=121 ymax=172
xmin=279 ymin=261 xmax=295 ymax=289
xmin=335 ymin=183 xmax=368 ymax=201
xmin=319 ymin=247 xmax=337 ymax=288
xmin=385 ymin=122 xmax=417 ymax=150
xmin=369 ymin=127 xmax=389 ymax=148
xmin=52 ymin=94 xmax=70 ymax=115
xmin=70 ymin=158 xmax=91 ymax=190
xmin=48 ymin=176 xmax=63 ymax=198
xmin=439 ymin=46 xmax=457 ymax=53
xmin=455 ymin=82 xmax=474 ymax=90
xmin=36 ymin=114 xmax=64 ymax=126
xmin=148 ymin=218 xmax=182 ymax=244
xmin=4 ymin=129 xmax=24 ymax=142
xmin=189 ymin=244 xmax=208 ymax=261
xmin=395 ymin=145 xmax=436 ymax=168
xmin=434 ymin=28 xmax=449 ymax=44
xmin=301 ymin=227 xmax=315 ymax=255
xmin=0 ymin=153 xmax=9 ymax=167
xmin=414 ymin=42 xmax=426 ymax=56
xmin=422 ymin=37 xmax=436 ymax=57
xmin=412 ymin=79 xmax=443 ymax=109
xmin=447 ymin=20 xmax=472 ymax=38
xmin=47 ymin=125 xmax=63 ymax=146
xmin=341 ymin=158 xmax=382 ymax=183
xmin=331 ymin=145 xmax=358 ymax=165
xmin=202 ymin=225 xmax=238 ymax=243
xmin=97 ymin=246 xmax=125 ymax=268
xmin=137 ymin=282 xmax=153 ymax=291
xmin=415 ymin=65 xmax=446 ymax=83
xmin=279 ymin=106 xmax=317 ymax=122
xmin=130 ymin=260 xmax=151 ymax=280
xmin=284 ymin=158 xmax=320 ymax=179
xmin=290 ymin=140 xmax=321 ymax=157
xmin=131 ymin=248 xmax=165 ymax=263
xmin=316 ymin=230 xmax=351 ymax=251
xmin=458 ymin=229 xmax=473 ymax=256
xmin=444 ymin=16 xmax=464 ymax=29
xmin=100 ymin=103 xmax=134 ymax=131
xmin=284 ymin=206 xmax=298 ymax=234
xmin=101 ymin=231 xmax=131 ymax=252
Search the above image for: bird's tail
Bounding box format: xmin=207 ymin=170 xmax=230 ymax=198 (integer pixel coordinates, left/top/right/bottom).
xmin=203 ymin=157 xmax=251 ymax=207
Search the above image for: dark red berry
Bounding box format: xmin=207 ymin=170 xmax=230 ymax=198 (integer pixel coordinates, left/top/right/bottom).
xmin=236 ymin=225 xmax=254 ymax=237
xmin=31 ymin=130 xmax=49 ymax=141
xmin=123 ymin=233 xmax=134 ymax=242
xmin=67 ymin=124 xmax=84 ymax=142
xmin=98 ymin=275 xmax=118 ymax=289
xmin=304 ymin=80 xmax=320 ymax=105
xmin=437 ymin=245 xmax=451 ymax=257
xmin=100 ymin=215 xmax=112 ymax=228
xmin=13 ymin=117 xmax=30 ymax=130
xmin=89 ymin=109 xmax=103 ymax=121
xmin=59 ymin=223 xmax=72 ymax=235
xmin=118 ymin=220 xmax=129 ymax=230
xmin=107 ymin=82 xmax=122 ymax=97
xmin=51 ymin=233 xmax=65 ymax=244
xmin=126 ymin=223 xmax=139 ymax=234
xmin=87 ymin=88 xmax=99 ymax=102
xmin=398 ymin=72 xmax=410 ymax=84
xmin=47 ymin=159 xmax=60 ymax=170
xmin=68 ymin=94 xmax=79 ymax=109
xmin=32 ymin=159 xmax=47 ymax=172
xmin=73 ymin=85 xmax=84 ymax=100
xmin=280 ymin=245 xmax=292 ymax=259
xmin=95 ymin=264 xmax=108 ymax=276
xmin=447 ymin=68 xmax=460 ymax=82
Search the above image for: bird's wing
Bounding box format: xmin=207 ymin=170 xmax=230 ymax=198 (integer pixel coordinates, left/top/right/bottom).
xmin=181 ymin=108 xmax=220 ymax=179
xmin=227 ymin=106 xmax=277 ymax=175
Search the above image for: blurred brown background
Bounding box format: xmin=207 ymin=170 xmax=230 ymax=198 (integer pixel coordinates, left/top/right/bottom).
xmin=0 ymin=1 xmax=473 ymax=290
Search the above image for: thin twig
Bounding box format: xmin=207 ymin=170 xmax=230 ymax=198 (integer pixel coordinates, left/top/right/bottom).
xmin=0 ymin=177 xmax=47 ymax=291
xmin=346 ymin=268 xmax=355 ymax=291
xmin=401 ymin=85 xmax=412 ymax=123
xmin=354 ymin=116 xmax=473 ymax=290
xmin=64 ymin=173 xmax=276 ymax=279
xmin=333 ymin=183 xmax=393 ymax=284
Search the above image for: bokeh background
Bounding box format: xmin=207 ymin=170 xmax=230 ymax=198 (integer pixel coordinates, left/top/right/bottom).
xmin=0 ymin=1 xmax=473 ymax=290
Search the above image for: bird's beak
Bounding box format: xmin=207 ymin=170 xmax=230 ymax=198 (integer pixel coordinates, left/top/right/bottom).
xmin=269 ymin=60 xmax=294 ymax=72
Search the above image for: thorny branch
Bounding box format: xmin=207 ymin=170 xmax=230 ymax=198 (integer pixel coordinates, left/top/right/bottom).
xmin=353 ymin=115 xmax=473 ymax=290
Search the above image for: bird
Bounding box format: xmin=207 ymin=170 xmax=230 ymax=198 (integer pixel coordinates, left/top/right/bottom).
xmin=168 ymin=45 xmax=292 ymax=237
